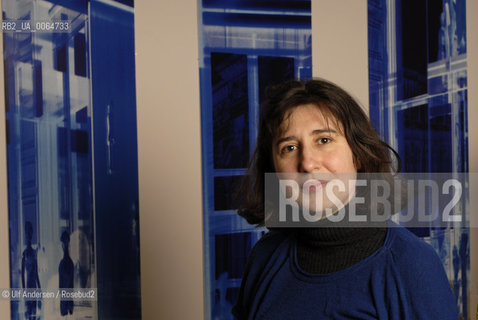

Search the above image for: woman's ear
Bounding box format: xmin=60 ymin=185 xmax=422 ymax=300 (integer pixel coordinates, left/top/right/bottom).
xmin=355 ymin=158 xmax=362 ymax=171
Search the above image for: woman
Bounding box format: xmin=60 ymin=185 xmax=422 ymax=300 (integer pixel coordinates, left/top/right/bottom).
xmin=233 ymin=79 xmax=458 ymax=319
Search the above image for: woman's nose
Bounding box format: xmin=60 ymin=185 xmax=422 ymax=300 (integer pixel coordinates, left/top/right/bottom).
xmin=299 ymin=146 xmax=320 ymax=173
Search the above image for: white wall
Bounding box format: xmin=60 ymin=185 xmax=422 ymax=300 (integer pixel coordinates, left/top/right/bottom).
xmin=0 ymin=12 xmax=12 ymax=317
xmin=467 ymin=0 xmax=478 ymax=317
xmin=312 ymin=0 xmax=370 ymax=113
xmin=135 ymin=0 xmax=205 ymax=319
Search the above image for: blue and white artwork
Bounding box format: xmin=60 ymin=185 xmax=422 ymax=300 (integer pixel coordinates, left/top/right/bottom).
xmin=368 ymin=0 xmax=469 ymax=318
xmin=3 ymin=0 xmax=141 ymax=319
xmin=198 ymin=0 xmax=312 ymax=318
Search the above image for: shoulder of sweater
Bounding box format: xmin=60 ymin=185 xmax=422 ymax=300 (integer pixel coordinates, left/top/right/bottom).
xmin=233 ymin=230 xmax=292 ymax=319
xmin=385 ymin=226 xmax=444 ymax=274
xmin=246 ymin=230 xmax=291 ymax=268
xmin=251 ymin=230 xmax=290 ymax=255
xmin=383 ymin=226 xmax=458 ymax=319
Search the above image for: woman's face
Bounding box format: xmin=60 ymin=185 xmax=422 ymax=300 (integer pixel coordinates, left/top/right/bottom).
xmin=273 ymin=103 xmax=357 ymax=174
xmin=272 ymin=103 xmax=358 ymax=216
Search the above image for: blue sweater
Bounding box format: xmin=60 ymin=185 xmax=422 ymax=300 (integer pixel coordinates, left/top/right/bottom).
xmin=233 ymin=225 xmax=459 ymax=319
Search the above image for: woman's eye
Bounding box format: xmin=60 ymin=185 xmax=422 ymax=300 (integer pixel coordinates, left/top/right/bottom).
xmin=318 ymin=137 xmax=331 ymax=144
xmin=281 ymin=145 xmax=297 ymax=153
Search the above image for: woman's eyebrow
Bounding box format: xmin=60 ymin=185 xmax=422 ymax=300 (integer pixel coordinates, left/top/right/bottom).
xmin=275 ymin=136 xmax=297 ymax=147
xmin=275 ymin=129 xmax=338 ymax=146
xmin=311 ymin=128 xmax=337 ymax=136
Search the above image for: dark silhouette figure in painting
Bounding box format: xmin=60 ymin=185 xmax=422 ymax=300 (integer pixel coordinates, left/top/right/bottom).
xmin=21 ymin=221 xmax=41 ymax=320
xmin=59 ymin=231 xmax=74 ymax=317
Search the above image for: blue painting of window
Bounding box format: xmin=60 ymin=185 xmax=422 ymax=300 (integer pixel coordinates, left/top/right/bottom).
xmin=3 ymin=1 xmax=141 ymax=319
xmin=368 ymin=0 xmax=469 ymax=317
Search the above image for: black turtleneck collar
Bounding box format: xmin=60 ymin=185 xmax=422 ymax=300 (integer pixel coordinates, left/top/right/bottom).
xmin=295 ymin=221 xmax=387 ymax=274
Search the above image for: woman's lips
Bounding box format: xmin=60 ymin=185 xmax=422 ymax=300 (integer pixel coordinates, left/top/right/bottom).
xmin=302 ymin=179 xmax=329 ymax=193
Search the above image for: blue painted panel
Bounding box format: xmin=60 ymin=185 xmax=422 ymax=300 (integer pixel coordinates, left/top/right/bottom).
xmin=3 ymin=0 xmax=140 ymax=319
xmin=89 ymin=1 xmax=141 ymax=318
xmin=368 ymin=0 xmax=469 ymax=317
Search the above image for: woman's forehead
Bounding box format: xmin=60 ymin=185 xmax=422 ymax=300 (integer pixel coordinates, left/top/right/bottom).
xmin=277 ymin=103 xmax=343 ymax=136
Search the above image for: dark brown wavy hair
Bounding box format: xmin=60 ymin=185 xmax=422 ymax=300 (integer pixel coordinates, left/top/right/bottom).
xmin=237 ymin=78 xmax=400 ymax=225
